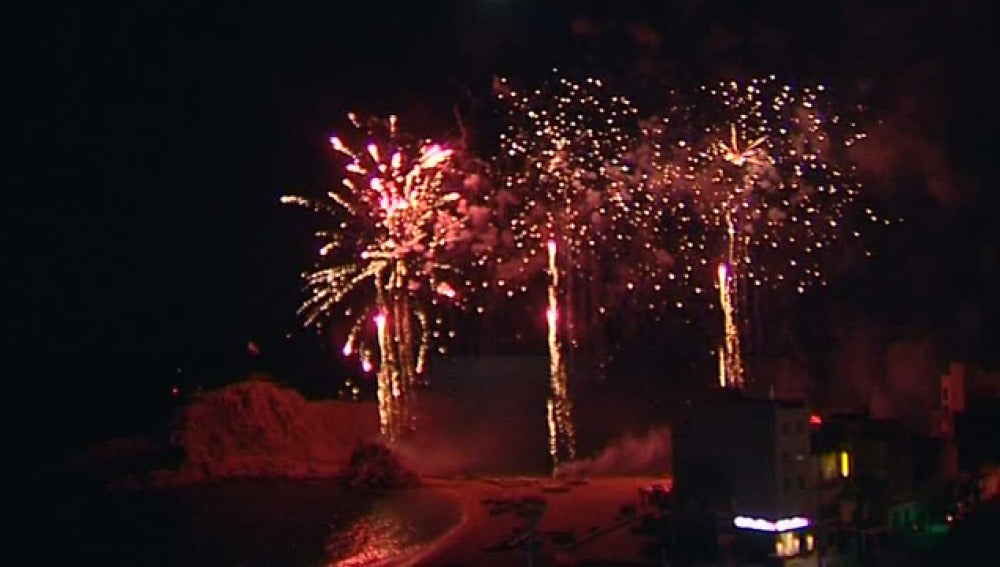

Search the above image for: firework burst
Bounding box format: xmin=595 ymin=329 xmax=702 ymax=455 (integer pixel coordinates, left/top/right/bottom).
xmin=493 ymin=71 xmax=670 ymax=469
xmin=282 ymin=114 xmax=471 ymax=441
xmin=648 ymin=76 xmax=879 ymax=389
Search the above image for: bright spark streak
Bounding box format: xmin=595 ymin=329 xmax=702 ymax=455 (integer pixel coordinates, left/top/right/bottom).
xmin=545 ymin=239 xmax=575 ymax=470
xmin=283 ymin=114 xmax=474 ymax=443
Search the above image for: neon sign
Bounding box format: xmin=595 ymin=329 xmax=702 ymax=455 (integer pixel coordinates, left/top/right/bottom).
xmin=733 ymin=516 xmax=810 ymax=532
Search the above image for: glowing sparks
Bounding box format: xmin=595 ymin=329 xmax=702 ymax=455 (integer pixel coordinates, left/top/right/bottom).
xmin=493 ymin=71 xmax=656 ymax=469
xmin=494 ymin=71 xmax=670 ymax=326
xmin=435 ymin=282 xmax=457 ymax=299
xmin=718 ymin=124 xmax=769 ymax=169
xmin=646 ymin=75 xmax=879 ymax=388
xmin=545 ymin=239 xmax=575 ymax=469
xmin=717 ymin=262 xmax=744 ymax=388
xmin=284 ymin=71 xmax=889 ymax=463
xmin=283 ymin=114 xmax=471 ymax=441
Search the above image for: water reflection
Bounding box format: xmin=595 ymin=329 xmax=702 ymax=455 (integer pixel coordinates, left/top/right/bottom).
xmin=43 ymin=476 xmax=459 ymax=566
xmin=326 ymin=507 xmax=417 ymax=566
xmin=325 ymin=492 xmax=461 ymax=566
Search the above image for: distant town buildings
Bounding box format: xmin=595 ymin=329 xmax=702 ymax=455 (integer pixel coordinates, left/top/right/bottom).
xmin=673 ymin=392 xmax=817 ymax=564
xmin=668 ymin=358 xmax=998 ymax=564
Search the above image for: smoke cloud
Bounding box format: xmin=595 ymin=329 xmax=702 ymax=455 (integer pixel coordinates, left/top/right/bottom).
xmin=561 ymin=426 xmax=671 ymax=477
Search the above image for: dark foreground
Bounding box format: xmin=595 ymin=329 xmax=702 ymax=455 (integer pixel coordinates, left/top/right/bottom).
xmin=30 ymin=476 xmax=459 ymax=566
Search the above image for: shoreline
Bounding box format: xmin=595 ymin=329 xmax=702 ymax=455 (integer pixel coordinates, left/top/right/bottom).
xmin=328 ymin=481 xmax=467 ymax=567
xmin=388 ymin=475 xmax=668 ymax=566
xmin=52 ymin=462 xmax=667 ymax=566
xmin=396 ymin=479 xmax=478 ymax=566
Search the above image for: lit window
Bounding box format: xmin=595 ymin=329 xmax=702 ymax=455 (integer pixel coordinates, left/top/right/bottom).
xmin=806 ymin=534 xmax=815 ymax=551
xmin=776 ymin=532 xmax=801 ymax=557
xmin=821 ymin=453 xmax=838 ymax=480
xmin=839 ymin=451 xmax=850 ymax=478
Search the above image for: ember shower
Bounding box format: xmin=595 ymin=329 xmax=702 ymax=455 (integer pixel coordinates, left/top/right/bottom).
xmin=644 ymin=76 xmax=882 ymax=389
xmin=283 ymin=115 xmax=474 ymax=442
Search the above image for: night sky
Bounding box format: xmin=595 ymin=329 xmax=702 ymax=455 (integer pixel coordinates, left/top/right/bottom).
xmin=14 ymin=1 xmax=998 ymax=451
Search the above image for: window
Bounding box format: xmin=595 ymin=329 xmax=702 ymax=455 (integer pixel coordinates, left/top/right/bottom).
xmin=821 ymin=453 xmax=838 ymax=480
xmin=776 ymin=532 xmax=801 ymax=557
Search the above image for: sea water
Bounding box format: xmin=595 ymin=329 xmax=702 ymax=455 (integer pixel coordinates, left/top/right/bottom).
xmin=39 ymin=478 xmax=460 ymax=566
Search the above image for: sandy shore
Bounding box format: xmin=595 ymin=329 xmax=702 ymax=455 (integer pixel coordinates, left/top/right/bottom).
xmin=404 ymin=476 xmax=668 ymax=566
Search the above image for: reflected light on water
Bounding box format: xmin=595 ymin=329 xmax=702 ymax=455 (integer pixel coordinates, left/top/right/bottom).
xmin=326 ymin=508 xmax=417 ymax=566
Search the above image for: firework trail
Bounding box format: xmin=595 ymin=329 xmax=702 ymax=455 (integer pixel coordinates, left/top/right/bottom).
xmin=282 ymin=114 xmax=471 ymax=441
xmin=647 ymin=76 xmax=879 ymax=389
xmin=492 ymin=70 xmax=670 ymax=469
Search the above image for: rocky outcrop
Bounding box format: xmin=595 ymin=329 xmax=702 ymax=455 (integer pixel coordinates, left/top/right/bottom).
xmin=336 ymin=442 xmax=420 ymax=489
xmin=159 ymin=380 xmax=378 ymax=483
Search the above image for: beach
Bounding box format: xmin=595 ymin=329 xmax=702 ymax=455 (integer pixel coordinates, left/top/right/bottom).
xmin=36 ymin=476 xmax=462 ymax=566
xmin=409 ymin=476 xmax=668 ymax=566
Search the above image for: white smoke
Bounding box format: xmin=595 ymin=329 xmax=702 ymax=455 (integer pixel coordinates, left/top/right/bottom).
xmin=560 ymin=426 xmax=672 ymax=477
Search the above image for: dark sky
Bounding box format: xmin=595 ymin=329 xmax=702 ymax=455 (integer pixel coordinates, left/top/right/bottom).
xmin=13 ymin=1 xmax=998 ymax=445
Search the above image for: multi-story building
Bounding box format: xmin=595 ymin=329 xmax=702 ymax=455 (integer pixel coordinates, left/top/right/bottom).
xmin=933 ymin=362 xmax=967 ymax=479
xmin=672 ymin=391 xmax=818 ymax=564
xmin=811 ymin=410 xmax=957 ymax=561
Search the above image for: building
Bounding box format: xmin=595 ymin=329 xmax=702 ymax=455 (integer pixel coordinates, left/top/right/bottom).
xmin=811 ymin=411 xmax=955 ymax=562
xmin=672 ymin=391 xmax=817 ymax=564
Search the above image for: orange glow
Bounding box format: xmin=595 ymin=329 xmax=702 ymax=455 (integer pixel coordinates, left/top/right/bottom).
xmin=435 ymin=282 xmax=457 ymax=298
xmin=717 ymin=260 xmax=743 ymax=388
xmin=286 ymin=114 xmax=475 ymax=443
xmin=545 ymin=237 xmax=575 ymax=468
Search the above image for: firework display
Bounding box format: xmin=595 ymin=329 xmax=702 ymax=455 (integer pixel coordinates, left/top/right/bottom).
xmin=645 ymin=76 xmax=877 ymax=388
xmin=493 ymin=71 xmax=670 ymax=468
xmin=282 ymin=114 xmax=470 ymax=441
xmin=283 ymin=73 xmax=885 ymax=472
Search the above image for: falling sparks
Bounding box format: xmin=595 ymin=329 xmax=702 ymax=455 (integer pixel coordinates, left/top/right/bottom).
xmin=717 ymin=263 xmax=744 ymax=388
xmin=282 ymin=71 xmax=891 ymax=464
xmin=546 ymin=239 xmax=575 ymax=469
xmin=283 ymin=114 xmax=471 ymax=441
xmin=493 ymin=71 xmax=652 ymax=468
xmin=646 ymin=76 xmax=880 ymax=389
